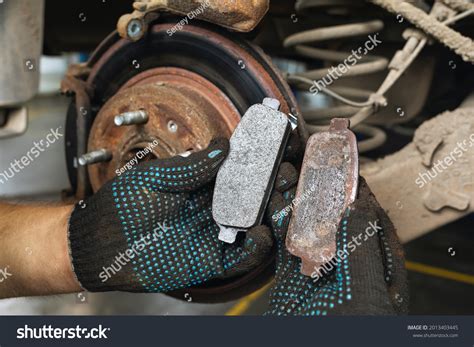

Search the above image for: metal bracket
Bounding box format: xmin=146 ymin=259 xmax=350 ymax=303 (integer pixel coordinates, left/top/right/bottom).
xmin=117 ymin=0 xmax=269 ymax=41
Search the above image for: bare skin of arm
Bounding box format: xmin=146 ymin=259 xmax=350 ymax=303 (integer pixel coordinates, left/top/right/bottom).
xmin=0 ymin=203 xmax=82 ymax=299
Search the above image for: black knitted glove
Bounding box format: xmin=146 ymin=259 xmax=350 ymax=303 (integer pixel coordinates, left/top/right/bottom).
xmin=265 ymin=171 xmax=409 ymax=315
xmin=68 ymin=138 xmax=273 ymax=293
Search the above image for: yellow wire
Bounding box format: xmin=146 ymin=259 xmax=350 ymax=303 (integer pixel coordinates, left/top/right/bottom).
xmin=405 ymin=261 xmax=474 ymax=286
xmin=225 ymin=282 xmax=272 ymax=316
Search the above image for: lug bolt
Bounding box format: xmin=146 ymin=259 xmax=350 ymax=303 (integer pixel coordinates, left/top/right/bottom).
xmin=114 ymin=110 xmax=148 ymax=126
xmin=78 ymin=149 xmax=112 ymax=166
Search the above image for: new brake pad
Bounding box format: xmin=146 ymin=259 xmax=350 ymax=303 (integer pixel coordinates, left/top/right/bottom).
xmin=212 ymin=98 xmax=294 ymax=243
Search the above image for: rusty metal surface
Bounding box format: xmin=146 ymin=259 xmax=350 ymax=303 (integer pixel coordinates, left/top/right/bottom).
xmin=362 ymin=105 xmax=474 ymax=243
xmin=88 ymin=67 xmax=240 ymax=191
xmin=369 ymin=0 xmax=474 ymax=62
xmin=286 ymin=118 xmax=359 ymax=276
xmin=63 ymin=21 xmax=300 ymax=303
xmin=86 ymin=22 xmax=299 ymax=117
xmin=60 ymin=71 xmax=93 ymax=200
xmin=83 ymin=23 xmax=300 ymax=195
xmin=117 ymin=0 xmax=269 ymax=41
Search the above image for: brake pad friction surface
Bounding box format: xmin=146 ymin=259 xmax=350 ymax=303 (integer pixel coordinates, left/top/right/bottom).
xmin=213 ymin=103 xmax=291 ymax=230
xmin=286 ymin=118 xmax=359 ymax=276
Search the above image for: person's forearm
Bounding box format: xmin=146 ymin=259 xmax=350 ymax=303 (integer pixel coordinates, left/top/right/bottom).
xmin=0 ymin=203 xmax=81 ymax=299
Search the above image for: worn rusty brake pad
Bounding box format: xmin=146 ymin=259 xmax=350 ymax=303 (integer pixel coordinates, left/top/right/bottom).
xmin=286 ymin=118 xmax=359 ymax=276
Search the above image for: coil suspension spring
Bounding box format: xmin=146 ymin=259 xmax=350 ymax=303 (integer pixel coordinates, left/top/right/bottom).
xmin=284 ymin=0 xmax=389 ymax=152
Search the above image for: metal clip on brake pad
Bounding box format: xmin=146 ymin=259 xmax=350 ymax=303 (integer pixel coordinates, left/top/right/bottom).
xmin=286 ymin=118 xmax=359 ymax=276
xmin=212 ymin=98 xmax=297 ymax=244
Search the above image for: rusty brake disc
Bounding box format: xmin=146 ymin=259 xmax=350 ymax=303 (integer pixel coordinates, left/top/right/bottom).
xmin=65 ymin=20 xmax=300 ymax=303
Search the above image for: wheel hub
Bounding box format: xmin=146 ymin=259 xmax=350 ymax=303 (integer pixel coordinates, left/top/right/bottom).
xmin=88 ymin=67 xmax=240 ymax=191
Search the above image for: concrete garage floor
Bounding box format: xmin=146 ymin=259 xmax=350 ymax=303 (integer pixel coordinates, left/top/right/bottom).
xmin=0 ymin=292 xmax=237 ymax=316
xmin=405 ymin=215 xmax=474 ymax=315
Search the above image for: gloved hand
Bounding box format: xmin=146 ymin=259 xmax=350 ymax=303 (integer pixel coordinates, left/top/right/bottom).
xmin=68 ymin=138 xmax=273 ymax=293
xmin=265 ymin=169 xmax=409 ymax=315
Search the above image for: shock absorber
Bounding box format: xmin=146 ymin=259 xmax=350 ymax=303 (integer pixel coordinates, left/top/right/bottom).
xmin=284 ymin=0 xmax=389 ymax=152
